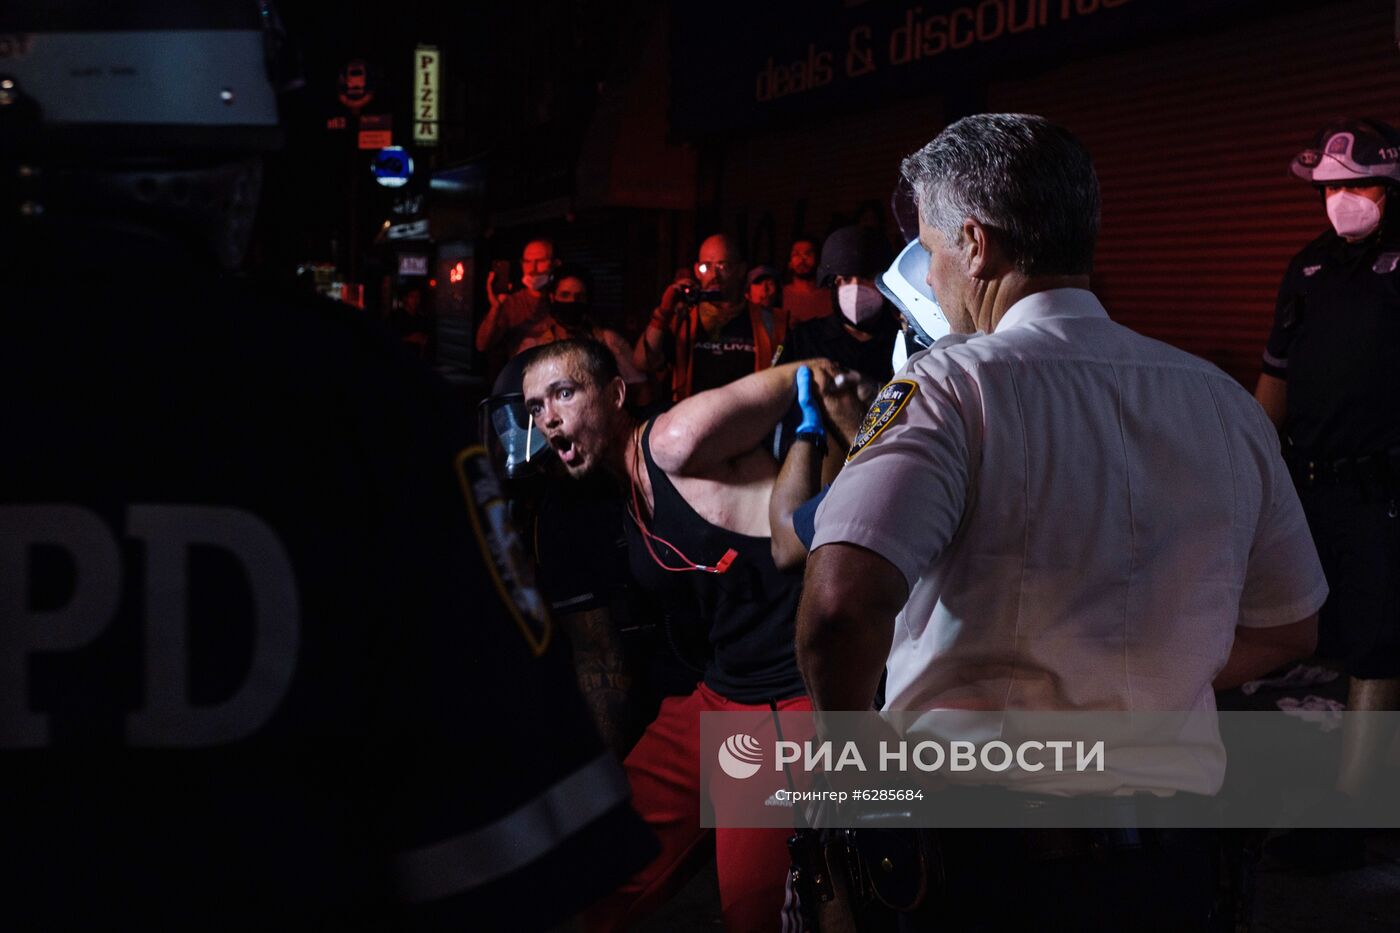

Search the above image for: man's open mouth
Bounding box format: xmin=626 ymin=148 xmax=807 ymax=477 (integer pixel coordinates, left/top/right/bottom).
xmin=550 ymin=435 xmax=578 ymax=465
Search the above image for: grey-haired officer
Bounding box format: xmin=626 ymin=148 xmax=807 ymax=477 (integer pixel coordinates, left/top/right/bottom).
xmin=796 ymin=113 xmax=1326 ymax=930
xmin=1255 ymin=119 xmax=1400 ymax=827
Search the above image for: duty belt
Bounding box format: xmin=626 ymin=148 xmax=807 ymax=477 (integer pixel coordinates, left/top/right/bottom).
xmin=1286 ymin=445 xmax=1400 ymax=491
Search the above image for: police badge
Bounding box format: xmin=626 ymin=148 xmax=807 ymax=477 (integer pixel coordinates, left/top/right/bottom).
xmin=847 ymin=380 xmax=919 ymax=462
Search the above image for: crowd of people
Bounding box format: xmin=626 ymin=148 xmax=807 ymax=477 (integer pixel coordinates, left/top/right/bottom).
xmin=4 ymin=8 xmax=1398 ymax=932
xmin=474 ymin=115 xmax=1400 ymax=931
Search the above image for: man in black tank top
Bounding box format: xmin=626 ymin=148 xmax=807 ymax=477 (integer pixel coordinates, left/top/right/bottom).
xmin=523 ymin=338 xmax=848 ymax=932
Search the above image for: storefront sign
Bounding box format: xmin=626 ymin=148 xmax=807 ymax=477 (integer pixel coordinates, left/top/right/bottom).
xmin=671 ymin=0 xmax=1301 ymax=135
xmin=414 ymin=45 xmax=440 ymax=145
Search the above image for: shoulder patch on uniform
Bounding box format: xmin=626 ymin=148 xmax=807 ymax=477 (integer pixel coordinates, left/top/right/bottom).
xmin=846 ymin=379 xmax=918 ymax=462
xmin=1373 ymin=253 xmax=1400 ymax=275
xmin=454 ymin=445 xmax=552 ymax=656
xmin=1302 ymin=264 xmax=1322 ymax=277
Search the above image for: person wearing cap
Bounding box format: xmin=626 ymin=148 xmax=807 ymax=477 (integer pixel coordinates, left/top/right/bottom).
xmin=1255 ymin=119 xmax=1400 ymax=844
xmin=768 ymin=225 xmax=901 ymax=573
xmin=746 ymin=263 xmax=789 ymax=359
xmin=634 ymin=235 xmax=785 ymax=400
xmin=776 ymin=224 xmax=902 ymax=384
xmin=795 ymin=114 xmax=1326 ymax=928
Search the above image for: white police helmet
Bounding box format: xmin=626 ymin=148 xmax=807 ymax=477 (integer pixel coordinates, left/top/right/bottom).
xmin=879 ymin=238 xmax=950 ymax=371
xmin=1291 ymin=119 xmax=1400 ymax=186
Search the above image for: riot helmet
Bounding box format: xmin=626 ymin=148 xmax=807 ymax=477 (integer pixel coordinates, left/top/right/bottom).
xmin=480 ymin=347 xmax=554 ymax=481
xmin=0 ymin=2 xmax=299 ymax=269
xmin=879 ymin=238 xmax=951 ymax=371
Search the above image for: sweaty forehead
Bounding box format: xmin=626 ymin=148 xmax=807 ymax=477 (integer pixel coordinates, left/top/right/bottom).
xmin=523 ymin=353 xmax=587 ymax=398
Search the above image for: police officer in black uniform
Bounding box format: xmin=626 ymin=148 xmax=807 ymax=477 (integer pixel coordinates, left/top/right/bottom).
xmin=1255 ymin=118 xmax=1400 ymax=825
xmin=0 ymin=5 xmax=653 ymax=929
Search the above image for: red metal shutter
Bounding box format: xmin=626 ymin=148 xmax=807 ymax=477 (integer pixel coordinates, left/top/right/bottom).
xmin=987 ymin=0 xmax=1400 ymax=386
xmin=719 ymin=95 xmax=946 ymax=264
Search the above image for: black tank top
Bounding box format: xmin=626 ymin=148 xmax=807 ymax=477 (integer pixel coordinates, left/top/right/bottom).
xmin=626 ymin=420 xmax=806 ymax=703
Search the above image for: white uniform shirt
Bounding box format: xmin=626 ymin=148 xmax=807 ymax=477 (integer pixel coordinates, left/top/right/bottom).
xmin=813 ymin=289 xmax=1327 ymax=721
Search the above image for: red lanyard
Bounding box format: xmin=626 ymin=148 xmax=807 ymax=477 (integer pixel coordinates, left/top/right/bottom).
xmin=627 ymin=456 xmax=738 ymax=575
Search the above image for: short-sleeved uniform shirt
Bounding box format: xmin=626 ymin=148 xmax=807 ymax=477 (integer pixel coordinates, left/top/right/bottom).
xmin=0 ymin=231 xmax=653 ymax=929
xmin=1262 ymin=227 xmax=1400 ymax=456
xmin=813 ymin=290 xmax=1327 ymax=792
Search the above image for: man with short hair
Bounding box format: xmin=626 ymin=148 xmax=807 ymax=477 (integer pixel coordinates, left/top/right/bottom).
xmin=634 ymin=235 xmax=782 ymax=400
xmin=797 ymin=113 xmax=1327 ymax=929
xmin=524 ymin=338 xmax=845 ymax=931
xmin=475 ymin=237 xmax=566 ymax=359
xmin=782 ymin=236 xmax=832 ymax=324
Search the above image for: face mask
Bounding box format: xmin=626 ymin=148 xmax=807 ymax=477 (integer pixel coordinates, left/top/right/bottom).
xmin=838 ymin=283 xmax=885 ymax=325
xmin=550 ymin=300 xmax=589 ymax=326
xmin=523 ymin=272 xmax=552 ymax=291
xmin=1326 ymin=190 xmax=1384 ymax=239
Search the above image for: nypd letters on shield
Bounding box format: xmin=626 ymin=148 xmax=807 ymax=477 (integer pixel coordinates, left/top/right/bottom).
xmin=847 ymin=379 xmax=918 ymax=462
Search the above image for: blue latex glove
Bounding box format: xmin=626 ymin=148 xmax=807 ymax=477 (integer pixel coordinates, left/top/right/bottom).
xmin=795 ymin=365 xmax=825 ymax=440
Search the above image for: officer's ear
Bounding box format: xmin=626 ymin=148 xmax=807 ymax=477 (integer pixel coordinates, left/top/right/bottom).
xmin=963 ymin=218 xmax=1008 ymax=280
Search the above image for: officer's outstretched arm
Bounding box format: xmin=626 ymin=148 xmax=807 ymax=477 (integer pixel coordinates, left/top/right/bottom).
xmin=770 ymin=438 xmax=823 ymax=572
xmin=651 ymin=360 xmax=836 ymax=476
xmin=797 ymin=542 xmax=908 ymax=711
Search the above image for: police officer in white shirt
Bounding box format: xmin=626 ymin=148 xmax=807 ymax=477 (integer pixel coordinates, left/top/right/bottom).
xmin=795 ymin=113 xmax=1328 ymax=931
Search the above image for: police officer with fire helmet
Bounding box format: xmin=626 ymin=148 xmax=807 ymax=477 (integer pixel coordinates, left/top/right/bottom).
xmin=1255 ymin=119 xmax=1400 ymax=835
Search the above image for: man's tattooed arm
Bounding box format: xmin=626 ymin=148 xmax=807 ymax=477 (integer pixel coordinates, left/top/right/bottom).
xmin=558 ymin=607 xmax=633 ymax=756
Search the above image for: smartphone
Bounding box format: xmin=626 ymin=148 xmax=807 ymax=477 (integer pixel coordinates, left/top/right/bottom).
xmin=491 ymin=259 xmax=512 ymax=298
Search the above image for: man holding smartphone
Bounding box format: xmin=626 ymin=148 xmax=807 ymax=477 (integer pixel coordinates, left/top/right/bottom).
xmin=476 ymin=237 xmax=565 ymax=359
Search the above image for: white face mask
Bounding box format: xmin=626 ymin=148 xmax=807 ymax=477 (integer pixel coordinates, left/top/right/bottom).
xmin=837 ymin=283 xmax=884 ymax=324
xmin=523 ymin=272 xmax=552 ymax=291
xmin=1326 ymin=190 xmax=1384 ymax=240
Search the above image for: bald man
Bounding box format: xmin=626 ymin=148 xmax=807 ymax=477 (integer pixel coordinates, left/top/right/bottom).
xmin=634 ymin=235 xmax=786 ymax=400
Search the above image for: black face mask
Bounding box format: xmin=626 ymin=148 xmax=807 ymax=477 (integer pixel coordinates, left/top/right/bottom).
xmin=550 ymin=300 xmax=590 ymax=327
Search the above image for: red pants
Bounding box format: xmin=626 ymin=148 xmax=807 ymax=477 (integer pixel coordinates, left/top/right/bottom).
xmin=585 ymin=682 xmax=812 ymax=932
